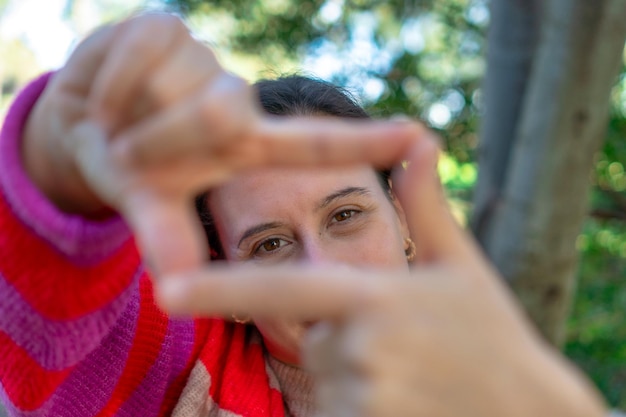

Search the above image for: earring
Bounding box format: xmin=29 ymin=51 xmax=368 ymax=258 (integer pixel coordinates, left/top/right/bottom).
xmin=232 ymin=314 xmax=251 ymax=325
xmin=404 ymin=237 xmax=416 ymax=262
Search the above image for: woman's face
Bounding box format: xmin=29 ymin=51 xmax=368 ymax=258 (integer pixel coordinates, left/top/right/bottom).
xmin=209 ymin=165 xmax=410 ymax=365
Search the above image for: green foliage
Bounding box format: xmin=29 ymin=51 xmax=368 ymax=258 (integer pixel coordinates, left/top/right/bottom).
xmin=566 ymin=218 xmax=626 ymax=409
xmin=438 ymin=152 xmax=476 ymax=219
xmin=0 ymin=38 xmax=41 ymax=119
xmin=166 ymin=0 xmax=327 ymax=56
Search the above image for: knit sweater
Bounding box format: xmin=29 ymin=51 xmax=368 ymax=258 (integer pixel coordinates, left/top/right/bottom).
xmin=0 ymin=74 xmax=314 ymax=417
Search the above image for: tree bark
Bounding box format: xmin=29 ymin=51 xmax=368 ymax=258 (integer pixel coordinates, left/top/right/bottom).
xmin=471 ymin=0 xmax=542 ymax=237
xmin=475 ymin=0 xmax=626 ymax=346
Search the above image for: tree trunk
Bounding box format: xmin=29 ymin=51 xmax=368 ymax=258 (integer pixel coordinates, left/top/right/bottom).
xmin=473 ymin=0 xmax=626 ymax=346
xmin=471 ymin=0 xmax=542 ymax=237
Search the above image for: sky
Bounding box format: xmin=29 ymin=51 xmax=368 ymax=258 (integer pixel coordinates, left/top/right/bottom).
xmin=1 ymin=0 xmax=74 ymax=69
xmin=0 ymin=0 xmax=144 ymax=70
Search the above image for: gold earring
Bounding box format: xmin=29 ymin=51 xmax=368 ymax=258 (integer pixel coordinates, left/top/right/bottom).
xmin=404 ymin=237 xmax=416 ymax=262
xmin=232 ymin=314 xmax=251 ymax=325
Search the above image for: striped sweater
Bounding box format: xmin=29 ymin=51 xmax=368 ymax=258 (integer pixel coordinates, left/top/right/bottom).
xmin=0 ymin=74 xmax=313 ymax=417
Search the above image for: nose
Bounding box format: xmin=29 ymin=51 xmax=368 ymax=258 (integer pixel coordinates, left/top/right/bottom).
xmin=299 ymin=238 xmax=337 ymax=265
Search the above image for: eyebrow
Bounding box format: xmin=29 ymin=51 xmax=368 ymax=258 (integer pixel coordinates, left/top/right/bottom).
xmin=236 ymin=186 xmax=372 ymax=249
xmin=238 ymin=222 xmax=284 ymax=248
xmin=317 ymin=186 xmax=372 ymax=210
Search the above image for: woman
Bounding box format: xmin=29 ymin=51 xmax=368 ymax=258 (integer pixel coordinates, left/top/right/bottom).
xmin=0 ymin=13 xmax=607 ymax=417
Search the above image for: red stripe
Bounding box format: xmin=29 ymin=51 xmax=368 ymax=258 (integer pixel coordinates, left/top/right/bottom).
xmin=269 ymin=387 xmax=286 ymax=417
xmin=94 ymin=275 xmax=168 ymax=417
xmin=0 ymin=196 xmax=140 ymax=320
xmin=199 ymin=323 xmax=278 ymax=416
xmin=0 ymin=331 xmax=72 ymax=411
xmin=219 ymin=339 xmax=271 ymax=416
xmin=198 ymin=320 xmax=231 ymax=400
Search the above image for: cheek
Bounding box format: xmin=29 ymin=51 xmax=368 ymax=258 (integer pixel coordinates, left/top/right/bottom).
xmin=254 ymin=318 xmax=306 ymax=365
xmin=335 ymin=214 xmax=407 ymax=268
xmin=357 ymin=226 xmax=407 ymax=266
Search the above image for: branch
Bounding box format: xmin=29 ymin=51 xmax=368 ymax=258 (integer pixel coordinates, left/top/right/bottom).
xmin=590 ymin=209 xmax=626 ymax=221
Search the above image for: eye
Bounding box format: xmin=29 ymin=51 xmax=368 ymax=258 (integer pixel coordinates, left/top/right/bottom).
xmin=332 ymin=209 xmax=359 ymax=223
xmin=255 ymin=237 xmax=290 ymax=254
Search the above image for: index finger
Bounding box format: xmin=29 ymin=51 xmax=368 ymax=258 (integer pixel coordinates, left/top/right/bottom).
xmin=114 ymin=108 xmax=425 ymax=171
xmin=256 ymin=117 xmax=425 ymax=169
xmin=155 ymin=265 xmax=401 ymax=319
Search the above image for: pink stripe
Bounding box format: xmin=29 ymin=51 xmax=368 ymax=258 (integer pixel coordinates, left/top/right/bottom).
xmin=0 ymin=270 xmax=140 ymax=370
xmin=0 ymin=73 xmax=130 ymax=266
xmin=0 ymin=288 xmax=140 ymax=417
xmin=116 ymin=318 xmax=195 ymax=417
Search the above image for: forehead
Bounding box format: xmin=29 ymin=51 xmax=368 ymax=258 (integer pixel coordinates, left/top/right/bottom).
xmin=212 ymin=166 xmax=381 ymax=208
xmin=209 ymin=166 xmax=382 ymax=230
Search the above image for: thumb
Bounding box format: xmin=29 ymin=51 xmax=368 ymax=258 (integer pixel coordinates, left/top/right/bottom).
xmin=393 ymin=134 xmax=474 ymax=263
xmin=71 ymin=121 xmax=207 ymax=276
xmin=121 ymin=193 xmax=208 ymax=276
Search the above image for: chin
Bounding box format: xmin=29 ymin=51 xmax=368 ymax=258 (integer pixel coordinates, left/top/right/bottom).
xmin=256 ymin=319 xmax=317 ymax=366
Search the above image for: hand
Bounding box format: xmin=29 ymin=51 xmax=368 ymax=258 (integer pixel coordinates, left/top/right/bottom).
xmin=157 ymin=135 xmax=606 ymax=417
xmin=22 ymin=13 xmax=423 ymax=275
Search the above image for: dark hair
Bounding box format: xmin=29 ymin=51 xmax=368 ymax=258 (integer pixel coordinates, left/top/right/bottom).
xmin=195 ymin=75 xmax=392 ymax=260
xmin=255 ymin=76 xmax=369 ymax=119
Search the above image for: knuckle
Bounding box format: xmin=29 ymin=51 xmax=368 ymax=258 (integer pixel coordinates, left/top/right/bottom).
xmin=150 ymin=13 xmax=189 ymax=36
xmin=212 ymin=73 xmax=252 ymax=101
xmin=123 ymin=14 xmax=188 ymax=55
xmin=130 ymin=12 xmax=185 ymax=30
xmin=197 ymin=74 xmax=255 ymax=141
xmin=196 ymin=39 xmax=220 ymax=62
xmin=119 ymin=31 xmax=156 ymax=59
